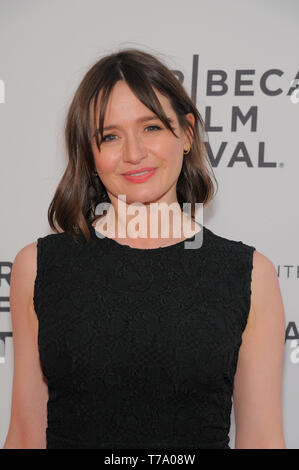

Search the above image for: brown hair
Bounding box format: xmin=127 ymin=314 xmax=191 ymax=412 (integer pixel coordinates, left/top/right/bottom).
xmin=48 ymin=48 xmax=218 ymax=243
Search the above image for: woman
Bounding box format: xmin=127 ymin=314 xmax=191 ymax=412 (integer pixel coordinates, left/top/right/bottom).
xmin=4 ymin=48 xmax=286 ymax=449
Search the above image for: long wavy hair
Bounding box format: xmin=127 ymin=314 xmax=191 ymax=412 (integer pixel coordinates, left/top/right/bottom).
xmin=48 ymin=48 xmax=218 ymax=243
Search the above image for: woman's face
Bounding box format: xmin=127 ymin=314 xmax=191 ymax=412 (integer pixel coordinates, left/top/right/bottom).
xmin=91 ymin=80 xmax=194 ymax=207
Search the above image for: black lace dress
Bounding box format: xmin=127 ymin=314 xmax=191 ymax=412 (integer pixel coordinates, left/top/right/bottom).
xmin=33 ymin=220 xmax=255 ymax=449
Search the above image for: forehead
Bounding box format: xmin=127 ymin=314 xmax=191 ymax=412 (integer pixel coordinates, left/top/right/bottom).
xmin=90 ymin=80 xmax=175 ymax=124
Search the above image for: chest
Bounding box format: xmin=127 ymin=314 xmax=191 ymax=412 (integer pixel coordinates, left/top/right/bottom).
xmin=36 ymin=253 xmax=243 ymax=393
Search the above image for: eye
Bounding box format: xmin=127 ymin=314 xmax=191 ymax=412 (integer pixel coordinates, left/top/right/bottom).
xmin=102 ymin=134 xmax=115 ymax=142
xmin=145 ymin=125 xmax=162 ymax=132
xmin=101 ymin=125 xmax=162 ymax=143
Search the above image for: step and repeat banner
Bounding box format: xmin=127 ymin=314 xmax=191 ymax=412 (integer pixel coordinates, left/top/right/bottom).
xmin=0 ymin=0 xmax=298 ymax=449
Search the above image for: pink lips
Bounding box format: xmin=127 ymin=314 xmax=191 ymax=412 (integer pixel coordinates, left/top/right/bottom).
xmin=122 ymin=167 xmax=157 ymax=183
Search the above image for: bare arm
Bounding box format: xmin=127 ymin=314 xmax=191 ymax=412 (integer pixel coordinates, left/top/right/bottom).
xmin=233 ymin=250 xmax=286 ymax=449
xmin=3 ymin=242 xmax=48 ymax=449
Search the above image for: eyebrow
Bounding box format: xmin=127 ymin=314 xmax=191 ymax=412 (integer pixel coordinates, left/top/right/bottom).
xmin=102 ymin=115 xmax=173 ymax=131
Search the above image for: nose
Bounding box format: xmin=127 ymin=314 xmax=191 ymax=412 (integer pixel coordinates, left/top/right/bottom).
xmin=122 ymin=131 xmax=147 ymax=164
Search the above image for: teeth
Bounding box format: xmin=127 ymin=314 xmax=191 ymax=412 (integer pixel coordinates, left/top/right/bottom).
xmin=128 ymin=171 xmax=150 ymax=176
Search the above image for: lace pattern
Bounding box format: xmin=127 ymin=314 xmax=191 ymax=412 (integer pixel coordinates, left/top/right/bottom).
xmin=33 ymin=221 xmax=255 ymax=449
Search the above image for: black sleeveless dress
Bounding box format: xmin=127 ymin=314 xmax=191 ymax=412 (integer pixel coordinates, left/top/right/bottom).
xmin=33 ymin=220 xmax=256 ymax=449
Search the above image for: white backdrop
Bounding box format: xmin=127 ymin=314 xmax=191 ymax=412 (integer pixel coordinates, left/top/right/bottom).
xmin=0 ymin=0 xmax=298 ymax=449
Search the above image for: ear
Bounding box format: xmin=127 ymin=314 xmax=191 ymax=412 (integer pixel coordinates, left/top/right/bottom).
xmin=184 ymin=113 xmax=195 ymax=147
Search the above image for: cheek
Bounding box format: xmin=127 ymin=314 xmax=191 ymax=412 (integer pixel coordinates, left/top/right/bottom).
xmin=92 ymin=146 xmax=119 ymax=175
xmin=159 ymin=138 xmax=183 ymax=170
xmin=148 ymin=134 xmax=182 ymax=160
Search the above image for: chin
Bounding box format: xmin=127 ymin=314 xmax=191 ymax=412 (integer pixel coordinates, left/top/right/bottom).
xmin=123 ymin=188 xmax=162 ymax=205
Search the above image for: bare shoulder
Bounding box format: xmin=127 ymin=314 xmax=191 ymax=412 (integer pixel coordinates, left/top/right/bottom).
xmin=251 ymin=250 xmax=278 ymax=299
xmin=244 ymin=248 xmax=285 ymax=336
xmin=13 ymin=241 xmax=38 ymax=274
xmin=14 ymin=241 xmax=38 ymax=260
xmin=252 ymin=249 xmax=277 ymax=278
xmin=11 ymin=241 xmax=38 ymax=313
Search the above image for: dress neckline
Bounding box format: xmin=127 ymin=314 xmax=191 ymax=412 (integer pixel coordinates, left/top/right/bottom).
xmin=87 ymin=219 xmax=206 ymax=254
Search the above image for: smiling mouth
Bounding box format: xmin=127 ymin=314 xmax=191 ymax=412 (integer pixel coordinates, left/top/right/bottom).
xmin=122 ymin=168 xmax=157 ymax=183
xmin=127 ymin=170 xmax=150 ymax=176
xmin=122 ymin=166 xmax=157 ymax=176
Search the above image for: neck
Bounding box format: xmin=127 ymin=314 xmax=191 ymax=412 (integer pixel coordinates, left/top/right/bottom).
xmin=95 ymin=198 xmax=199 ymax=244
